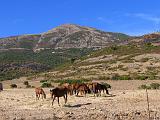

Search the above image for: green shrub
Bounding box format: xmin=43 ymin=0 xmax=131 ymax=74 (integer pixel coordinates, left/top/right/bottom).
xmin=111 ymin=74 xmax=131 ymax=80
xmin=138 ymin=83 xmax=160 ymax=89
xmin=41 ymin=82 xmax=52 ymax=88
xmin=150 ymin=83 xmax=160 ymax=89
xmin=26 ymin=85 xmax=32 ymax=88
xmin=40 ymin=80 xmax=48 ymax=83
xmin=111 ymin=74 xmax=120 ymax=80
xmin=119 ymin=75 xmax=131 ymax=80
xmin=138 ymin=84 xmax=151 ymax=89
xmin=98 ymin=76 xmax=110 ymax=80
xmin=111 ymin=46 xmax=118 ymax=51
xmin=53 ymin=79 xmax=90 ymax=85
xmin=136 ymin=75 xmax=148 ymax=80
xmin=10 ymin=84 xmax=17 ymax=88
xmin=148 ymin=75 xmax=157 ymax=80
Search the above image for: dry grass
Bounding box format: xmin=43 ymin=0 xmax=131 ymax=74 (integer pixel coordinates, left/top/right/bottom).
xmin=1 ymin=80 xmax=160 ymax=119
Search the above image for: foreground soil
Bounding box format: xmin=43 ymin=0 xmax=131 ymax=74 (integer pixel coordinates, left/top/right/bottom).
xmin=0 ymin=88 xmax=160 ymax=120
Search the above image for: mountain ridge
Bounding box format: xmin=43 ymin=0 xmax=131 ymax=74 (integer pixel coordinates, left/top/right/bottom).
xmin=0 ymin=24 xmax=131 ymax=51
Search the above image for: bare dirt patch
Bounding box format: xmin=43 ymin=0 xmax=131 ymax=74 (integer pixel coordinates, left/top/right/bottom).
xmin=1 ymin=88 xmax=160 ymax=120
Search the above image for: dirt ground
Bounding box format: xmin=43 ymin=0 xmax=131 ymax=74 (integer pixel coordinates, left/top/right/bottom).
xmin=1 ymin=85 xmax=160 ymax=120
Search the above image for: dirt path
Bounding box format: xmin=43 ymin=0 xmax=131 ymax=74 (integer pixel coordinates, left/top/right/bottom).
xmin=0 ymin=89 xmax=160 ymax=120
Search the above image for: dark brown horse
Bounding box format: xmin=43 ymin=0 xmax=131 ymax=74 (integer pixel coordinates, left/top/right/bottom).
xmin=50 ymin=87 xmax=68 ymax=106
xmin=35 ymin=87 xmax=46 ymax=100
xmin=100 ymin=84 xmax=111 ymax=95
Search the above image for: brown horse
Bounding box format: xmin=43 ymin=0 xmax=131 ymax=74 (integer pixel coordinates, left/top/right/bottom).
xmin=35 ymin=87 xmax=46 ymax=100
xmin=50 ymin=87 xmax=68 ymax=106
xmin=76 ymin=83 xmax=91 ymax=96
xmin=71 ymin=83 xmax=80 ymax=95
xmin=61 ymin=83 xmax=74 ymax=95
xmin=87 ymin=82 xmax=110 ymax=96
xmin=100 ymin=84 xmax=110 ymax=95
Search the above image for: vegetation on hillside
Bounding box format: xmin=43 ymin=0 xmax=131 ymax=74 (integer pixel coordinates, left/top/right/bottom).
xmin=0 ymin=48 xmax=93 ymax=81
xmin=43 ymin=43 xmax=160 ymax=81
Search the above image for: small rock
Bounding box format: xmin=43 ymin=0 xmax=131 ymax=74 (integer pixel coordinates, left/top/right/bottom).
xmin=90 ymin=107 xmax=96 ymax=110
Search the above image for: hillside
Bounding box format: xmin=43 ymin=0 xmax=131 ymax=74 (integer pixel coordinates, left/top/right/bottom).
xmin=39 ymin=43 xmax=160 ymax=82
xmin=0 ymin=24 xmax=132 ymax=81
xmin=1 ymin=24 xmax=160 ymax=81
xmin=0 ymin=48 xmax=94 ymax=81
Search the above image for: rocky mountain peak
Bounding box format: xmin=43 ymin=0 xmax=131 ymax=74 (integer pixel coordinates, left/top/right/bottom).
xmin=0 ymin=24 xmax=131 ymax=51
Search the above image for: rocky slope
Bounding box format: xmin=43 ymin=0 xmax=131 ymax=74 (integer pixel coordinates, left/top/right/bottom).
xmin=0 ymin=24 xmax=131 ymax=51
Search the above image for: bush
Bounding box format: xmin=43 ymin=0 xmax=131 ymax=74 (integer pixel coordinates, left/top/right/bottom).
xmin=41 ymin=82 xmax=52 ymax=88
xmin=111 ymin=74 xmax=131 ymax=80
xmin=119 ymin=75 xmax=131 ymax=80
xmin=138 ymin=84 xmax=151 ymax=89
xmin=111 ymin=46 xmax=118 ymax=51
xmin=136 ymin=75 xmax=148 ymax=80
xmin=40 ymin=80 xmax=48 ymax=83
xmin=111 ymin=74 xmax=120 ymax=80
xmin=10 ymin=84 xmax=17 ymax=88
xmin=138 ymin=83 xmax=160 ymax=89
xmin=98 ymin=76 xmax=110 ymax=80
xmin=26 ymin=85 xmax=32 ymax=88
xmin=23 ymin=81 xmax=29 ymax=86
xmin=150 ymin=83 xmax=160 ymax=89
xmin=53 ymin=79 xmax=90 ymax=85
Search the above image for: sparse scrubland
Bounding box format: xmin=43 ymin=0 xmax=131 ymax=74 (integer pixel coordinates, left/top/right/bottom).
xmin=1 ymin=25 xmax=160 ymax=120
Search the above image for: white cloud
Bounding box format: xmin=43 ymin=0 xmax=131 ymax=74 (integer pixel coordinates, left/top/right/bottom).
xmin=97 ymin=17 xmax=113 ymax=24
xmin=126 ymin=13 xmax=160 ymax=24
xmin=12 ymin=19 xmax=24 ymax=24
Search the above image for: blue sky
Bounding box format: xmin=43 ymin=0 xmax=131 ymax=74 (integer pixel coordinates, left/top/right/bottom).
xmin=0 ymin=0 xmax=160 ymax=37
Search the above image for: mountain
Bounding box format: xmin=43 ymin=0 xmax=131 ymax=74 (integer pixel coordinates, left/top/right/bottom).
xmin=1 ymin=24 xmax=160 ymax=81
xmin=0 ymin=24 xmax=131 ymax=51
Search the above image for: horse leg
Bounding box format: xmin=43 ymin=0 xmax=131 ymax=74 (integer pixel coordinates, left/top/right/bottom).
xmin=36 ymin=94 xmax=38 ymax=100
xmin=80 ymin=91 xmax=82 ymax=95
xmin=65 ymin=93 xmax=67 ymax=104
xmin=99 ymin=90 xmax=101 ymax=96
xmin=76 ymin=90 xmax=79 ymax=96
xmin=63 ymin=95 xmax=66 ymax=104
xmin=52 ymin=96 xmax=56 ymax=106
xmin=57 ymin=97 xmax=60 ymax=106
xmin=74 ymin=90 xmax=76 ymax=95
xmin=106 ymin=89 xmax=109 ymax=95
xmin=63 ymin=95 xmax=67 ymax=104
xmin=93 ymin=89 xmax=96 ymax=97
xmin=38 ymin=94 xmax=40 ymax=100
xmin=84 ymin=91 xmax=87 ymax=97
xmin=41 ymin=94 xmax=43 ymax=99
xmin=71 ymin=90 xmax=73 ymax=95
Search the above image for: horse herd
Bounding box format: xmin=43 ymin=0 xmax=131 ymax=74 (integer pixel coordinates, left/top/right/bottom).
xmin=35 ymin=82 xmax=111 ymax=106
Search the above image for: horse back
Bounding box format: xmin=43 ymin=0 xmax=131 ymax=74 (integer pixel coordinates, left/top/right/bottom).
xmin=51 ymin=87 xmax=67 ymax=97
